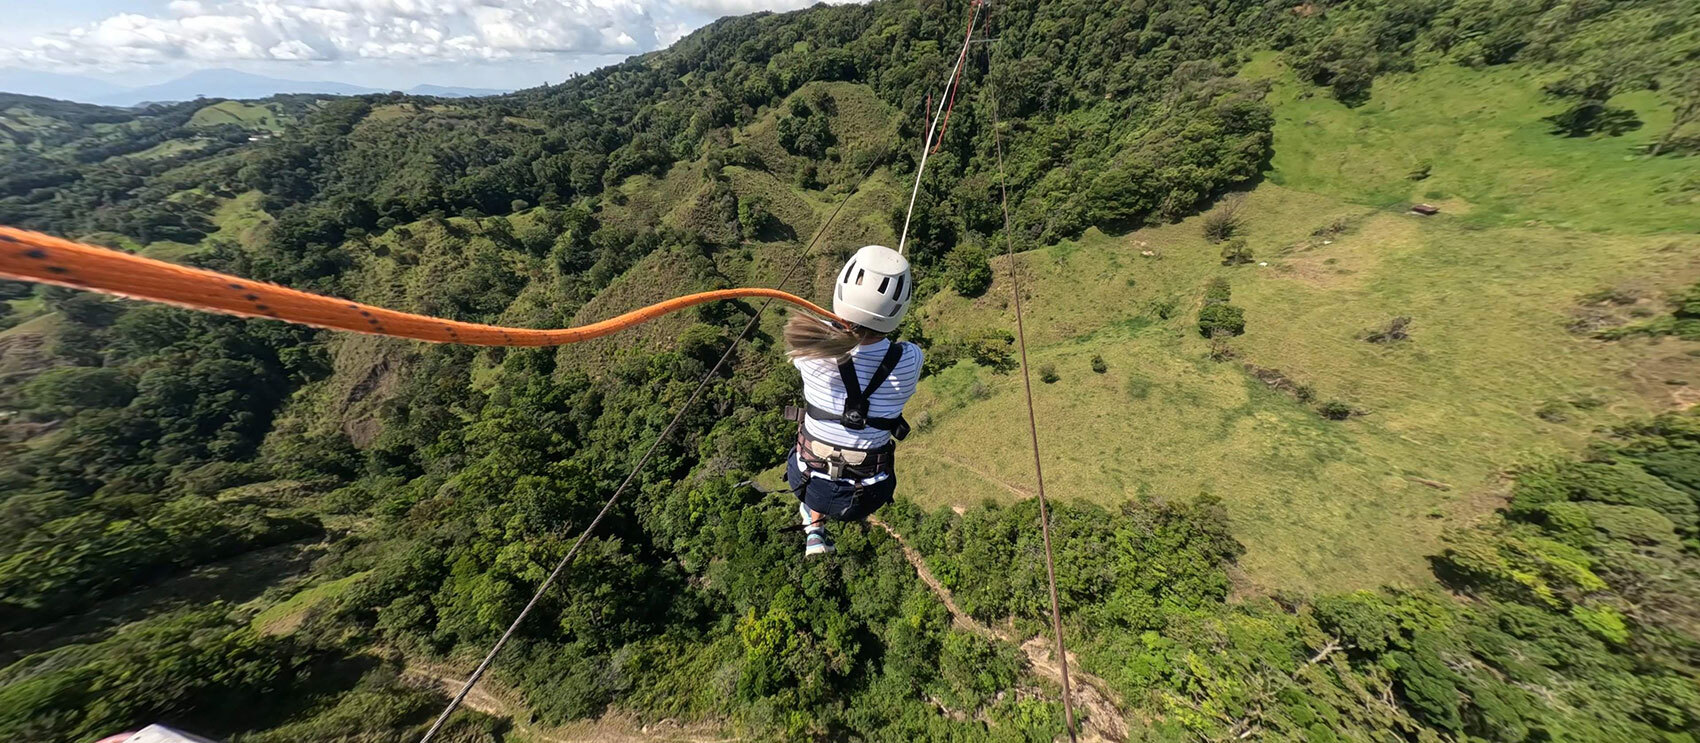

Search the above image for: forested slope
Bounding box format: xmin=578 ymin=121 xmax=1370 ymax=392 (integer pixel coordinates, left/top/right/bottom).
xmin=0 ymin=0 xmax=1697 ymax=740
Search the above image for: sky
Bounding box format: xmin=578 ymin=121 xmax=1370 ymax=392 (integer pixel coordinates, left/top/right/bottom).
xmin=0 ymin=0 xmax=837 ymax=91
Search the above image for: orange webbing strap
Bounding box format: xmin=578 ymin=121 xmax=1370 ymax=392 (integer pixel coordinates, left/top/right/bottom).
xmin=0 ymin=226 xmax=840 ymax=346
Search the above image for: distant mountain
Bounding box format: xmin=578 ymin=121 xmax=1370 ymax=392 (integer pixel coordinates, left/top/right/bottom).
xmin=0 ymin=68 xmax=509 ymax=107
xmin=406 ymin=84 xmax=507 ymax=98
xmin=0 ymin=69 xmax=128 ymax=103
xmin=88 ymin=69 xmax=380 ymax=107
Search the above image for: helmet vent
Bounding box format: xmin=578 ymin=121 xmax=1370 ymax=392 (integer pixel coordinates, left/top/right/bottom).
xmin=878 ymin=276 xmax=890 ymax=293
xmin=893 ymin=275 xmax=905 ymax=299
xmin=855 ymin=269 xmax=866 ymax=285
xmin=841 ymin=262 xmax=855 ymax=284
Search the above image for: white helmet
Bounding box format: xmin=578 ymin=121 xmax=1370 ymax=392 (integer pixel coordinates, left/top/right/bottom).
xmin=833 ymin=245 xmax=912 ymax=333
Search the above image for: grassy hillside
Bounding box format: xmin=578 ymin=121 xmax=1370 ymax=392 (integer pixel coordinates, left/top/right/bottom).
xmin=189 ymin=101 xmax=287 ymax=132
xmin=1247 ymin=54 xmax=1700 ymax=233
xmin=901 ymin=60 xmax=1700 ymax=593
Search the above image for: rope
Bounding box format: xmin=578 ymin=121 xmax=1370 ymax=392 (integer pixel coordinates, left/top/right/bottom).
xmin=416 ymin=159 xmax=882 ymax=743
xmin=982 ymin=11 xmax=1079 ymax=742
xmin=897 ymin=0 xmax=983 ymax=256
xmin=0 ymin=227 xmax=838 ymax=346
xmin=928 ymin=0 xmax=980 ymax=156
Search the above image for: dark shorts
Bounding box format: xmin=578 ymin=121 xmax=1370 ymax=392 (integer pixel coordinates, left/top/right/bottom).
xmin=786 ymin=449 xmax=897 ymax=522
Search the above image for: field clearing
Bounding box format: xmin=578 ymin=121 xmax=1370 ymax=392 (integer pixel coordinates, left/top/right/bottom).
xmin=901 ymin=182 xmax=1699 ymax=594
xmin=251 ymin=571 xmax=370 ymax=636
xmin=1244 ymin=53 xmax=1700 ymax=234
xmin=205 ymin=190 xmax=275 ymax=249
xmin=128 ymin=138 xmax=208 ymax=161
xmin=189 ymin=100 xmax=283 ymax=131
xmin=139 ymin=240 xmax=201 ymax=262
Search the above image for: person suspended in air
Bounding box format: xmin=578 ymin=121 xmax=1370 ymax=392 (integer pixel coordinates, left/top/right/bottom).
xmin=782 ymin=245 xmax=922 ymax=556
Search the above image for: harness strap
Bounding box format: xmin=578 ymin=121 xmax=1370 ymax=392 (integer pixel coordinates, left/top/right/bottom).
xmin=833 ymin=341 xmax=904 ymax=428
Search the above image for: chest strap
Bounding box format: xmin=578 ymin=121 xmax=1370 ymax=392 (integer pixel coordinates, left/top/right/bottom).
xmin=785 ymin=342 xmax=911 ymax=440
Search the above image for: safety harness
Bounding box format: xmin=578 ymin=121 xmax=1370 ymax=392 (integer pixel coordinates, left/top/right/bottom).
xmin=784 ymin=342 xmax=911 ymax=481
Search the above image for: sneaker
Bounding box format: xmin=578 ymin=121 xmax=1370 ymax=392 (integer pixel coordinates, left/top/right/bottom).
xmin=800 ymin=502 xmax=834 ymax=556
xmin=805 ymin=528 xmax=835 ymax=557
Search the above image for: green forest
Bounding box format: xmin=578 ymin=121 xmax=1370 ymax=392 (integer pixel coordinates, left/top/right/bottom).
xmin=1 ymin=0 xmax=1697 ymax=740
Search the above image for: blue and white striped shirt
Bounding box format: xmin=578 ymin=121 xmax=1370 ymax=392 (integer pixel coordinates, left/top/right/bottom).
xmin=794 ymin=339 xmax=924 ymax=449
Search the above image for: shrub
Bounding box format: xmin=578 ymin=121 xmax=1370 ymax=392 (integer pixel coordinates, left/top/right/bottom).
xmin=1219 ymin=238 xmax=1253 ymax=266
xmin=1202 ymin=195 xmax=1244 ymax=243
xmin=1126 ymin=374 xmax=1152 ymax=400
xmin=1091 ymin=355 xmax=1108 ymax=374
xmin=1319 ymin=400 xmax=1355 ymax=420
xmin=1197 ymin=304 xmax=1245 ymax=337
xmin=1039 ymin=364 xmax=1059 ymax=384
xmin=1209 ymin=338 xmax=1239 ymax=362
xmin=1204 ymin=277 xmax=1231 ymax=305
xmin=944 ymin=244 xmax=994 ymax=297
xmin=1536 ymin=401 xmax=1569 ymax=423
xmin=1364 ymin=316 xmax=1411 ymax=343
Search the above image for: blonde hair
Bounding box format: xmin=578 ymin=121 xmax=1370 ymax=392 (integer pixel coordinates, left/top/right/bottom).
xmin=784 ymin=313 xmax=885 ymax=361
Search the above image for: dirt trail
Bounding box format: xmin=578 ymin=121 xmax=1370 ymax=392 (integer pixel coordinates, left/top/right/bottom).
xmin=868 ymin=517 xmax=1128 ymax=742
xmin=906 ymin=449 xmax=1035 ymax=499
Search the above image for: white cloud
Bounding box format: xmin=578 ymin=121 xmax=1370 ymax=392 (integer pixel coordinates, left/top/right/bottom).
xmin=0 ymin=0 xmax=837 ymax=71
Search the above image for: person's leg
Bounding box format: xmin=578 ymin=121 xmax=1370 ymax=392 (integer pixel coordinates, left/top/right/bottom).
xmin=791 ymin=454 xmax=834 ymax=556
xmin=805 ymin=479 xmax=845 ymax=556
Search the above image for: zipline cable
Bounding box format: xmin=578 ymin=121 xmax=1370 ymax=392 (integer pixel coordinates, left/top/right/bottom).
xmin=928 ymin=0 xmax=979 ymax=156
xmin=0 ymin=227 xmax=839 ymax=346
xmin=982 ymin=9 xmax=1079 ymax=741
xmin=416 ymin=156 xmax=885 ymax=743
xmin=896 ymin=0 xmax=983 ymax=257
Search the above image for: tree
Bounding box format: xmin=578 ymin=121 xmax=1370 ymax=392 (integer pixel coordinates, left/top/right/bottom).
xmin=24 ymin=367 xmax=135 ymax=410
xmin=1651 ymin=68 xmax=1700 ymax=157
xmin=1219 ymin=238 xmax=1253 ymax=266
xmin=944 ymin=244 xmax=993 ymax=298
xmin=737 ymin=194 xmax=776 ymax=239
xmin=1198 ymin=304 xmax=1246 ymax=337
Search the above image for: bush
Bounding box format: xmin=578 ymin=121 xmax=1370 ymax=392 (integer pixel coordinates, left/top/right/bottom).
xmin=944 ymin=244 xmax=994 ymax=298
xmin=1202 ymin=195 xmax=1244 ymax=243
xmin=1364 ymin=316 xmax=1412 ymax=343
xmin=24 ymin=367 xmax=135 ymax=410
xmin=1220 ymin=238 xmax=1253 ymax=265
xmin=1536 ymin=401 xmax=1570 ymax=423
xmin=1197 ymin=304 xmax=1245 ymax=337
xmin=1126 ymin=374 xmax=1152 ymax=399
xmin=1091 ymin=355 xmax=1107 ymax=374
xmin=1319 ymin=400 xmax=1355 ymax=420
xmin=1204 ymin=277 xmax=1231 ymax=305
xmin=1039 ymin=364 xmax=1059 ymax=384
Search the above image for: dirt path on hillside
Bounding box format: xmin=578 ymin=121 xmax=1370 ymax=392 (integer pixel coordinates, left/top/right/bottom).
xmin=868 ymin=517 xmax=1129 ymax=742
xmin=906 ymin=449 xmax=1035 ymax=499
